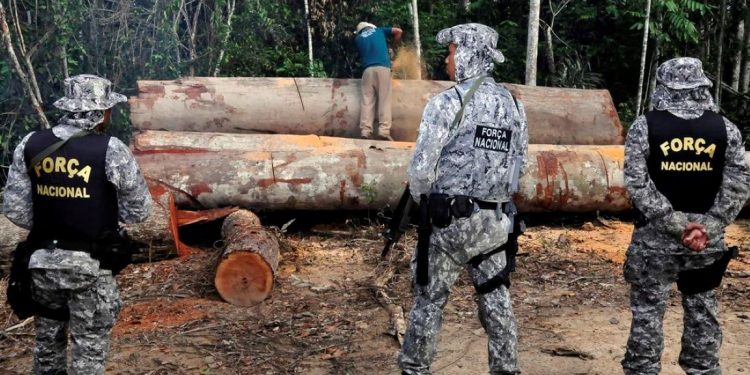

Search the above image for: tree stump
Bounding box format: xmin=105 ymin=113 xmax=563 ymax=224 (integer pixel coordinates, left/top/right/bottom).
xmin=215 ymin=210 xmax=280 ymax=306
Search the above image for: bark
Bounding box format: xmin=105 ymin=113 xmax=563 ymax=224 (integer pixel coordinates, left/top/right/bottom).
xmin=215 ymin=210 xmax=280 ymax=306
xmin=463 ymin=0 xmax=470 ymax=13
xmin=635 ymin=0 xmax=651 ymax=116
xmin=128 ymin=77 xmax=624 ymax=144
xmin=0 ymin=2 xmax=49 ymax=129
xmin=213 ymin=0 xmax=235 ymax=77
xmin=715 ymin=0 xmax=727 ymax=106
xmin=526 ymin=0 xmax=541 ymax=86
xmin=411 ymin=0 xmax=422 ymax=80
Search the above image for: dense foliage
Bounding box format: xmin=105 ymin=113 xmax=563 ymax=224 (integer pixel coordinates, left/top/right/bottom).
xmin=2 ymin=0 xmax=749 ymax=184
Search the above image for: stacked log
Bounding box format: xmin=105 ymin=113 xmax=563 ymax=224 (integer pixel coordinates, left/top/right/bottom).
xmin=128 ymin=77 xmax=624 ymax=145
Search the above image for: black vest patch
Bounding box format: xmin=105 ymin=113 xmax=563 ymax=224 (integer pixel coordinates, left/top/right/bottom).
xmin=24 ymin=129 xmax=118 ymax=242
xmin=646 ymin=110 xmax=726 ymax=214
xmin=473 ymin=125 xmax=512 ymax=153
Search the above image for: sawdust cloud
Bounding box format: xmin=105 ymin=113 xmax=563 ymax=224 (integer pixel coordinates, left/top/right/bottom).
xmin=391 ymin=46 xmax=426 ymax=80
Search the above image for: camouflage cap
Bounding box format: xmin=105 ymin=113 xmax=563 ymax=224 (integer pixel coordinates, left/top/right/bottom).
xmin=53 ymin=74 xmax=127 ymax=113
xmin=436 ymin=23 xmax=505 ymax=64
xmin=656 ymin=57 xmax=712 ymax=90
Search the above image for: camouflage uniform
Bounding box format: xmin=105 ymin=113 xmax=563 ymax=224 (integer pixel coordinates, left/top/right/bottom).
xmin=622 ymin=58 xmax=750 ymax=375
xmin=399 ymin=24 xmax=528 ymax=375
xmin=3 ymin=74 xmax=152 ymax=375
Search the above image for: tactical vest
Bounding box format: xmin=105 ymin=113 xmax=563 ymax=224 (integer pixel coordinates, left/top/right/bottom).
xmin=24 ymin=129 xmax=118 ymax=242
xmin=645 ymin=110 xmax=726 ymax=214
xmin=433 ymin=83 xmax=522 ymax=201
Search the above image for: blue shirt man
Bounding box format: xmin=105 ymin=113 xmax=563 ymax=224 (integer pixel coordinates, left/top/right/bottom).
xmin=354 ymin=22 xmax=402 ymax=140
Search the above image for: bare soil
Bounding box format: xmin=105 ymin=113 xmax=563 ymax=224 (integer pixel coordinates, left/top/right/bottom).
xmin=1 ymin=214 xmax=749 ymax=375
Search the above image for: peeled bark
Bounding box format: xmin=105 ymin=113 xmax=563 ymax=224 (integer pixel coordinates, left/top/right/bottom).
xmin=128 ymin=77 xmax=624 ymax=145
xmin=215 ymin=210 xmax=280 ymax=306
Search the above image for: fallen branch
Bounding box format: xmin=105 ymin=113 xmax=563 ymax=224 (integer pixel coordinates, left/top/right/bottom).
xmin=541 ymin=346 xmax=595 ymax=360
xmin=4 ymin=317 xmax=33 ymax=333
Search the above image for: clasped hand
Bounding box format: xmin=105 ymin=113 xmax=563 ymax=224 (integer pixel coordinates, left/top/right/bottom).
xmin=681 ymin=222 xmax=708 ymax=252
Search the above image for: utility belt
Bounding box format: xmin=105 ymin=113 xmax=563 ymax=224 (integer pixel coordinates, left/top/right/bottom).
xmin=33 ymin=228 xmax=140 ymax=276
xmin=416 ymin=193 xmax=513 ymax=288
xmin=427 ymin=193 xmax=506 ymax=229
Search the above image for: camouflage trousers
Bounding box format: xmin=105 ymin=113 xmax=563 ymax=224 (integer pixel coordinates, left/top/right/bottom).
xmin=399 ymin=209 xmax=519 ymax=375
xmin=30 ymin=268 xmax=121 ymax=375
xmin=622 ymin=241 xmax=724 ymax=375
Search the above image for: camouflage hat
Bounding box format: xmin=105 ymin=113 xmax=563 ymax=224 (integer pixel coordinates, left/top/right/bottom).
xmin=436 ymin=23 xmax=505 ymax=64
xmin=656 ymin=57 xmax=712 ymax=90
xmin=53 ymin=74 xmax=127 ymax=113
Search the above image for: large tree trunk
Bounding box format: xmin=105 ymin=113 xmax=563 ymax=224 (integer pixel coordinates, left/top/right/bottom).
xmin=716 ymin=0 xmax=728 ymax=106
xmin=215 ymin=210 xmax=280 ymax=306
xmin=525 ymin=0 xmax=541 ymax=86
xmin=128 ymin=77 xmax=624 ymax=145
xmin=635 ymin=0 xmax=652 ymax=116
xmin=133 ymin=132 xmax=750 ymax=213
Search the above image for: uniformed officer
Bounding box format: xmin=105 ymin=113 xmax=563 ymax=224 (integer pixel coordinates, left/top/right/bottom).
xmin=399 ymin=23 xmax=528 ymax=375
xmin=3 ymin=74 xmax=153 ymax=374
xmin=622 ymin=57 xmax=750 ymax=375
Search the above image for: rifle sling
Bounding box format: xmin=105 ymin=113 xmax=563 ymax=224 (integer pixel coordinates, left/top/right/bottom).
xmin=27 ymin=129 xmax=91 ymax=173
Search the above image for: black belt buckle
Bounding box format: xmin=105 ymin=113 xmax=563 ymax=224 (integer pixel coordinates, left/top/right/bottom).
xmin=46 ymin=239 xmax=58 ymax=251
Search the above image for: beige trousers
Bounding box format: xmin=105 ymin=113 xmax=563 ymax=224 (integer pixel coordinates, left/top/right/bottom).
xmin=360 ymin=66 xmax=392 ymax=139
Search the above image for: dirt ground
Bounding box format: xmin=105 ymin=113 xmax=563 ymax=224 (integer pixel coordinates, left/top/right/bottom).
xmin=1 ymin=213 xmax=750 ymax=375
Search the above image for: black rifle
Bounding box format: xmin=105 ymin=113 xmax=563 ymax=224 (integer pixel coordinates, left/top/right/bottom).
xmin=381 ymin=184 xmax=417 ymax=258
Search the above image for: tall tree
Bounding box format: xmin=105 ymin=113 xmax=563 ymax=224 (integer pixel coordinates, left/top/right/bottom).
xmin=715 ymin=0 xmax=727 ymax=106
xmin=635 ymin=0 xmax=652 ymax=116
xmin=304 ymin=0 xmax=313 ymax=76
xmin=526 ymin=0 xmax=541 ymax=86
xmin=412 ymin=0 xmax=422 ymax=80
xmin=742 ymin=6 xmax=750 ymax=92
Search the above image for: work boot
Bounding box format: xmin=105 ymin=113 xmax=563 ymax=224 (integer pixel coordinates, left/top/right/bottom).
xmin=375 ymin=133 xmax=394 ymax=141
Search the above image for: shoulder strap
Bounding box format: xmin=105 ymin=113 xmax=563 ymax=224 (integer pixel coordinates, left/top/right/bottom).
xmin=449 ymin=76 xmax=488 ymax=131
xmin=27 ymin=129 xmax=91 ymax=173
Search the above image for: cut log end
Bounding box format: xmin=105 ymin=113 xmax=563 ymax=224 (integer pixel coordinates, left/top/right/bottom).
xmin=215 ymin=252 xmax=273 ymax=306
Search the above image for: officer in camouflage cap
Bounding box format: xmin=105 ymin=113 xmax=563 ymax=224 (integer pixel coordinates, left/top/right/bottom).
xmin=3 ymin=74 xmax=152 ymax=374
xmin=622 ymin=57 xmax=750 ymax=375
xmin=399 ymin=23 xmax=527 ymax=375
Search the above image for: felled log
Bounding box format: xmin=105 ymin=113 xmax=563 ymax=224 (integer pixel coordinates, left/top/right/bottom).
xmin=128 ymin=77 xmax=624 ymax=145
xmin=133 ymin=131 xmax=750 ymax=212
xmin=215 ymin=210 xmax=280 ymax=306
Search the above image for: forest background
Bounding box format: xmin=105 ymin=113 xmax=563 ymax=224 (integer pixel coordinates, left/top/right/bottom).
xmin=1 ymin=0 xmax=749 ymax=185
